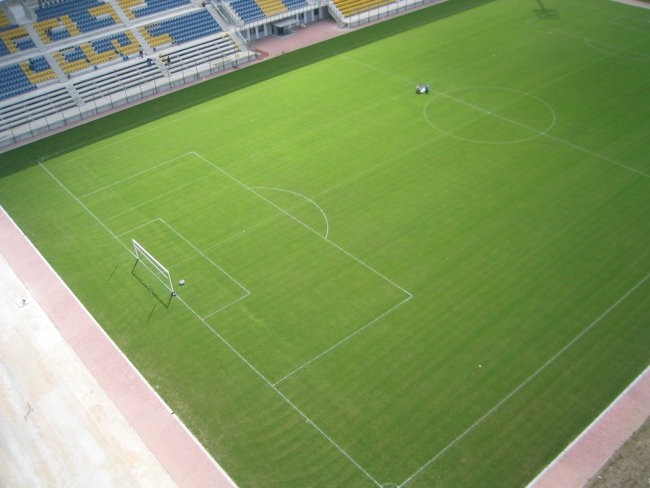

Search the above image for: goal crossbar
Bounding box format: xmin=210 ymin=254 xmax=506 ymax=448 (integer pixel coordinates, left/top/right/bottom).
xmin=132 ymin=239 xmax=175 ymax=295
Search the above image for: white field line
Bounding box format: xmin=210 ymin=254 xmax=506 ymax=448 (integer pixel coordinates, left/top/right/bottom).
xmin=252 ymin=186 xmax=330 ymax=239
xmin=21 ymin=178 xmax=238 ymax=487
xmin=118 ymin=217 xmax=251 ymax=317
xmin=192 ymin=152 xmax=416 ymax=388
xmin=78 ymin=152 xmax=194 ymax=199
xmin=38 ymin=162 xmax=130 ymax=254
xmin=343 ymin=46 xmax=650 ymax=179
xmin=117 ymin=217 xmax=164 ymax=239
xmin=192 ymin=152 xmax=413 ymax=299
xmin=273 ymin=294 xmax=413 ymax=386
xmin=610 ymin=16 xmax=650 ymax=33
xmin=527 ymin=10 xmax=650 ymax=59
xmin=434 ymin=90 xmax=649 ymax=178
xmin=40 ymin=159 xmax=382 ymax=486
xmin=95 ymin=172 xmax=217 ymax=226
xmin=610 ymin=0 xmax=650 ymax=10
xmin=40 ymin=164 xmax=173 ymax=295
xmin=201 ymin=293 xmax=250 ymax=320
xmin=524 ymin=365 xmax=650 ymax=488
xmin=175 ymin=294 xmax=384 ymax=488
xmin=158 ymin=217 xmax=250 ymax=296
xmin=398 ymin=272 xmax=650 ymax=488
xmin=181 ymin=139 xmax=439 ymax=264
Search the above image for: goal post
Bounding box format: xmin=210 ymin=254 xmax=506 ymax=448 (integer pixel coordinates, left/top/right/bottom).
xmin=132 ymin=239 xmax=175 ymax=296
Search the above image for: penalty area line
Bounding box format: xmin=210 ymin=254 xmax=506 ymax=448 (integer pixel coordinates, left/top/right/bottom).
xmin=175 ymin=293 xmax=385 ymax=488
xmin=397 ymin=272 xmax=650 ymax=488
xmin=273 ymin=294 xmax=413 ymax=386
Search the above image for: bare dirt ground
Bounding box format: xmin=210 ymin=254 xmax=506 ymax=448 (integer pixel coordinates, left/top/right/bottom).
xmin=585 ymin=417 xmax=650 ymax=488
xmin=527 ymin=368 xmax=650 ymax=488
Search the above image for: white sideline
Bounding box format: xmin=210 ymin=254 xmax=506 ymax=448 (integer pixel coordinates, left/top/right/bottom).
xmin=398 ymin=272 xmax=650 ymax=487
xmin=37 ymin=153 xmax=392 ymax=487
xmin=0 ymin=206 xmax=237 ymax=488
xmin=525 ymin=366 xmax=650 ymax=488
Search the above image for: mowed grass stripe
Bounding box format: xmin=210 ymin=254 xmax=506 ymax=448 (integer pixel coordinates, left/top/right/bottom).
xmin=0 ymin=1 xmax=648 ymax=487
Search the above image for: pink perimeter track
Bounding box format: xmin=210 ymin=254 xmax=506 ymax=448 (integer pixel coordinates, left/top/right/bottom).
xmin=0 ymin=206 xmax=236 ymax=488
xmin=527 ymin=367 xmax=650 ymax=488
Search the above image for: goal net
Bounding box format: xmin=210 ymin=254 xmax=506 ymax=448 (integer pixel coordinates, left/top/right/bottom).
xmin=132 ymin=239 xmax=175 ymax=296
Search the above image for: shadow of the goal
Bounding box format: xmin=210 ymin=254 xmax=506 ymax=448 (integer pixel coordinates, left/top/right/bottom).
xmin=131 ymin=260 xmax=173 ymax=308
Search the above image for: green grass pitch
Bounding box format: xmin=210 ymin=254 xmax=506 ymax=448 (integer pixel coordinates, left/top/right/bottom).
xmin=1 ymin=0 xmax=649 ymax=486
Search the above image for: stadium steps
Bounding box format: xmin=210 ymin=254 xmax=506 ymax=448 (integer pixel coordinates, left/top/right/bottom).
xmin=107 ymin=0 xmax=137 ymax=23
xmin=24 ymin=23 xmax=45 ymax=50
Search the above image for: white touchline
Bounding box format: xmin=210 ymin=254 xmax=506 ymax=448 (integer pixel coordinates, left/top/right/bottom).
xmin=175 ymin=294 xmax=385 ymax=488
xmin=40 ymin=158 xmax=382 ymax=486
xmin=39 ymin=162 xmax=130 ymax=254
xmin=398 ymin=272 xmax=650 ymax=488
xmin=159 ymin=217 xmax=250 ymax=295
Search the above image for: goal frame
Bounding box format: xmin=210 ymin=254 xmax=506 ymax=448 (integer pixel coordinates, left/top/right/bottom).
xmin=132 ymin=239 xmax=175 ymax=296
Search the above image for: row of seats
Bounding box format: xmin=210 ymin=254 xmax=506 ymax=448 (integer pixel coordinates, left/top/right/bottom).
xmin=0 ymin=8 xmax=230 ymax=101
xmin=0 ymin=63 xmax=38 ymax=101
xmin=256 ymin=0 xmax=288 ymax=17
xmin=0 ymin=27 xmax=35 ymax=56
xmin=0 ymin=7 xmax=13 ymax=28
xmin=141 ymin=9 xmax=222 ymax=47
xmin=54 ymin=31 xmax=143 ymax=74
xmin=132 ymin=0 xmax=191 ymax=18
xmin=228 ymin=0 xmax=307 ymax=23
xmin=0 ymin=85 xmax=76 ymax=134
xmin=283 ymin=0 xmax=309 ymax=9
xmin=35 ymin=0 xmax=119 ymax=36
xmin=229 ymin=0 xmax=266 ymax=22
xmin=21 ymin=56 xmax=58 ymax=85
xmin=333 ymin=0 xmax=395 ymax=16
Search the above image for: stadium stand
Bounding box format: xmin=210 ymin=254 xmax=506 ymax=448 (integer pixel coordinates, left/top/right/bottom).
xmin=139 ymin=9 xmax=222 ymax=48
xmin=0 ymin=5 xmax=13 ymax=28
xmin=54 ymin=46 xmax=91 ymax=74
xmin=227 ymin=0 xmax=266 ymax=23
xmin=256 ymin=0 xmax=288 ymax=17
xmin=332 ymin=0 xmax=395 ymax=17
xmin=0 ymin=26 xmax=36 ymax=56
xmin=0 ymin=85 xmax=75 ymax=133
xmin=52 ymin=31 xmax=140 ymax=74
xmin=165 ymin=33 xmax=238 ymax=75
xmin=73 ymin=58 xmax=164 ymax=103
xmin=34 ymin=0 xmax=121 ymax=43
xmin=282 ymin=0 xmax=309 ymax=10
xmin=0 ymin=63 xmax=38 ymax=100
xmin=122 ymin=0 xmax=191 ymax=19
xmin=0 ymin=0 xmax=331 ymax=147
xmin=20 ymin=55 xmax=58 ymax=85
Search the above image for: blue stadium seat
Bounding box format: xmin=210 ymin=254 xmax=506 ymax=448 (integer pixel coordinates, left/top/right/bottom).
xmin=0 ymin=63 xmax=37 ymax=100
xmin=35 ymin=0 xmax=116 ymax=34
xmin=146 ymin=10 xmax=221 ymax=45
xmin=132 ymin=0 xmax=191 ymax=18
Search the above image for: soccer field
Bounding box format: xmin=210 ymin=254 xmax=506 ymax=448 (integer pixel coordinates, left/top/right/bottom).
xmin=1 ymin=0 xmax=649 ymax=486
